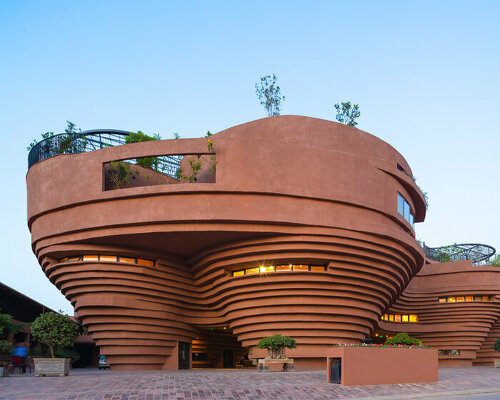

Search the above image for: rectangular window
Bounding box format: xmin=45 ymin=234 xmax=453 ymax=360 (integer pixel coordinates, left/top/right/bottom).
xmin=456 ymin=296 xmax=465 ymax=302
xmin=310 ymin=266 xmax=325 ymax=272
xmin=409 ymin=315 xmax=418 ymax=323
xmin=394 ymin=315 xmax=401 ymax=322
xmin=119 ymin=257 xmax=136 ymax=264
xmin=137 ymin=259 xmax=155 ymax=267
xmin=259 ymin=266 xmax=275 ymax=273
xmin=482 ymin=296 xmax=489 ymax=301
xmin=83 ymin=255 xmax=99 ymax=261
xmin=403 ymin=201 xmax=410 ymax=222
xmin=447 ymin=297 xmax=456 ymax=303
xmin=232 ymin=270 xmax=245 ymax=277
xmin=292 ymin=264 xmax=309 ymax=271
xmin=245 ymin=267 xmax=259 ymax=275
xmin=382 ymin=314 xmax=388 ymax=321
xmin=389 ymin=314 xmax=394 ymax=322
xmin=465 ymin=296 xmax=473 ymax=302
xmin=402 ymin=315 xmax=409 ymax=322
xmin=100 ymin=255 xmax=117 ymax=262
xmin=474 ymin=296 xmax=482 ymax=301
xmin=438 ymin=297 xmax=447 ymax=303
xmin=409 ymin=212 xmax=414 ymax=227
xmin=275 ymin=264 xmax=292 ymax=271
xmin=397 ymin=193 xmax=404 ymax=215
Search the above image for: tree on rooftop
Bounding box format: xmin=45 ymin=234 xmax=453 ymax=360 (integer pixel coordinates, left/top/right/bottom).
xmin=334 ymin=101 xmax=360 ymax=127
xmin=255 ymin=74 xmax=285 ymax=117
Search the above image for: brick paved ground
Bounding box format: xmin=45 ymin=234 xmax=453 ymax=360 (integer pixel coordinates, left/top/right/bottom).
xmin=0 ymin=367 xmax=499 ymax=400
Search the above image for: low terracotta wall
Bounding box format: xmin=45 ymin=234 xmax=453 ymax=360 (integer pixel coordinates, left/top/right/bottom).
xmin=326 ymin=347 xmax=438 ymax=386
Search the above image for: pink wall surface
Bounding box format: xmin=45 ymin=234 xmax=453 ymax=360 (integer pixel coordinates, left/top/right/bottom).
xmin=326 ymin=347 xmax=438 ymax=386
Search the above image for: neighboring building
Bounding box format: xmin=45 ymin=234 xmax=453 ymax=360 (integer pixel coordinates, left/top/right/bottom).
xmin=26 ymin=116 xmax=500 ymax=370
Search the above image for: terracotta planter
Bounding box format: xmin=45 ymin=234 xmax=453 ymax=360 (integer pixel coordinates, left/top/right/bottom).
xmin=33 ymin=358 xmax=70 ymax=377
xmin=494 ymin=359 xmax=500 ymax=368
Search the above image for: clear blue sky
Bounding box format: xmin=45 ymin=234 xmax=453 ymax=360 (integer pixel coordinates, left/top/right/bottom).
xmin=1 ymin=1 xmax=498 ymax=315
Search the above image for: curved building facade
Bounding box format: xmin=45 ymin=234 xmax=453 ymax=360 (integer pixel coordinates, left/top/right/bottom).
xmin=26 ymin=116 xmax=498 ymax=369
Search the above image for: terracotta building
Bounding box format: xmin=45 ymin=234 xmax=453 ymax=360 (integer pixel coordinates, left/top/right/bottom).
xmin=26 ymin=116 xmax=499 ymax=370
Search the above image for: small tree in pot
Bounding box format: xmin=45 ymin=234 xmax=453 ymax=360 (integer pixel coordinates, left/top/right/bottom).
xmin=494 ymin=338 xmax=500 ymax=368
xmin=257 ymin=334 xmax=296 ymax=359
xmin=31 ymin=312 xmax=79 ymax=376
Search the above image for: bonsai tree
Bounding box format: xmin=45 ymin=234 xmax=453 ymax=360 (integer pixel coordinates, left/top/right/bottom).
xmin=494 ymin=338 xmax=500 ymax=352
xmin=257 ymin=334 xmax=296 ymax=359
xmin=30 ymin=312 xmax=79 ymax=358
xmin=384 ymin=332 xmax=423 ymax=346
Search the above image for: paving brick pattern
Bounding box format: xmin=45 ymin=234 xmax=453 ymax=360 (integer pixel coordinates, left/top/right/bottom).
xmin=1 ymin=367 xmax=499 ymax=400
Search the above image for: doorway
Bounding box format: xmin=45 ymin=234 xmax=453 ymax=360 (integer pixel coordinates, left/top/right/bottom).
xmin=178 ymin=341 xmax=190 ymax=369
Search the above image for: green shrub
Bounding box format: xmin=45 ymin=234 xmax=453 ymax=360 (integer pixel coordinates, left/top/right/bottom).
xmin=384 ymin=332 xmax=422 ymax=346
xmin=494 ymin=338 xmax=500 ymax=352
xmin=0 ymin=340 xmax=12 ymax=355
xmin=31 ymin=312 xmax=79 ymax=358
xmin=257 ymin=334 xmax=296 ymax=359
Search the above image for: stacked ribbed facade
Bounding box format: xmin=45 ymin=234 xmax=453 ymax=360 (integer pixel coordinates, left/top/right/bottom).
xmin=27 ymin=116 xmax=498 ymax=370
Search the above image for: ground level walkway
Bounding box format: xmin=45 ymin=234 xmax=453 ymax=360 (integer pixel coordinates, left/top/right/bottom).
xmin=0 ymin=367 xmax=499 ymax=400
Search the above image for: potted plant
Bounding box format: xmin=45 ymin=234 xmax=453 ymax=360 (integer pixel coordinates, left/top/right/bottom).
xmin=494 ymin=338 xmax=500 ymax=368
xmin=257 ymin=334 xmax=296 ymax=359
xmin=30 ymin=312 xmax=79 ymax=377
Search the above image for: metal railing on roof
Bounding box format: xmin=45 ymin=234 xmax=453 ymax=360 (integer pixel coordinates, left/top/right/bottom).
xmin=27 ymin=130 xmax=181 ymax=177
xmin=423 ymin=243 xmax=496 ymax=265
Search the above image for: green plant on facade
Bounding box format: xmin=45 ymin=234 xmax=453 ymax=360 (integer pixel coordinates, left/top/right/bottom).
xmin=30 ymin=312 xmax=80 ymax=358
xmin=487 ymin=254 xmax=500 ymax=266
xmin=0 ymin=309 xmax=15 ymax=355
xmin=384 ymin=332 xmax=423 ymax=346
xmin=177 ymin=137 xmax=216 ymax=182
xmin=108 ymin=161 xmax=139 ymax=190
xmin=494 ymin=337 xmax=500 ymax=351
xmin=334 ymin=101 xmax=360 ymax=127
xmin=257 ymin=334 xmax=296 ymax=359
xmin=125 ymin=131 xmax=162 ymax=170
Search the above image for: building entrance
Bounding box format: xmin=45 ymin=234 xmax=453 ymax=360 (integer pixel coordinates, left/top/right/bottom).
xmin=191 ymin=328 xmax=249 ymax=368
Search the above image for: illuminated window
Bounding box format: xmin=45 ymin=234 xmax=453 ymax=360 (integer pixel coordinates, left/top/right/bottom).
xmin=310 ymin=266 xmax=325 ymax=272
xmin=276 ymin=265 xmax=292 ymax=271
xmin=447 ymin=297 xmax=456 ymax=303
xmin=137 ymin=258 xmax=155 ymax=267
xmin=259 ymin=266 xmax=275 ymax=273
xmin=292 ymin=264 xmax=309 ymax=271
xmin=232 ymin=270 xmax=245 ymax=277
xmin=83 ymin=255 xmax=99 ymax=261
xmin=119 ymin=257 xmax=136 ymax=264
xmin=474 ymin=296 xmax=482 ymax=301
xmin=402 ymin=315 xmax=409 ymax=322
xmin=389 ymin=314 xmax=394 ymax=322
xmin=66 ymin=256 xmax=82 ymax=262
xmin=456 ymin=296 xmax=465 ymax=302
xmin=465 ymin=296 xmax=473 ymax=302
xmin=409 ymin=314 xmax=418 ymax=323
xmin=245 ymin=267 xmax=259 ymax=275
xmin=394 ymin=315 xmax=401 ymax=322
xmin=382 ymin=314 xmax=388 ymax=321
xmin=482 ymin=296 xmax=489 ymax=301
xmin=439 ymin=297 xmax=446 ymax=303
xmin=100 ymin=255 xmax=117 ymax=262
xmin=59 ymin=257 xmax=68 ymax=263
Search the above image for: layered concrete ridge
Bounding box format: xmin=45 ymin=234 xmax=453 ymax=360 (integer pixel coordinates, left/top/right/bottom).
xmin=27 ymin=116 xmax=428 ymax=370
xmin=379 ymin=260 xmax=500 ymax=366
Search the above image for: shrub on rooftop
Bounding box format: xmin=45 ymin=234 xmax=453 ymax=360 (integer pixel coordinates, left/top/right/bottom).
xmin=384 ymin=332 xmax=422 ymax=346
